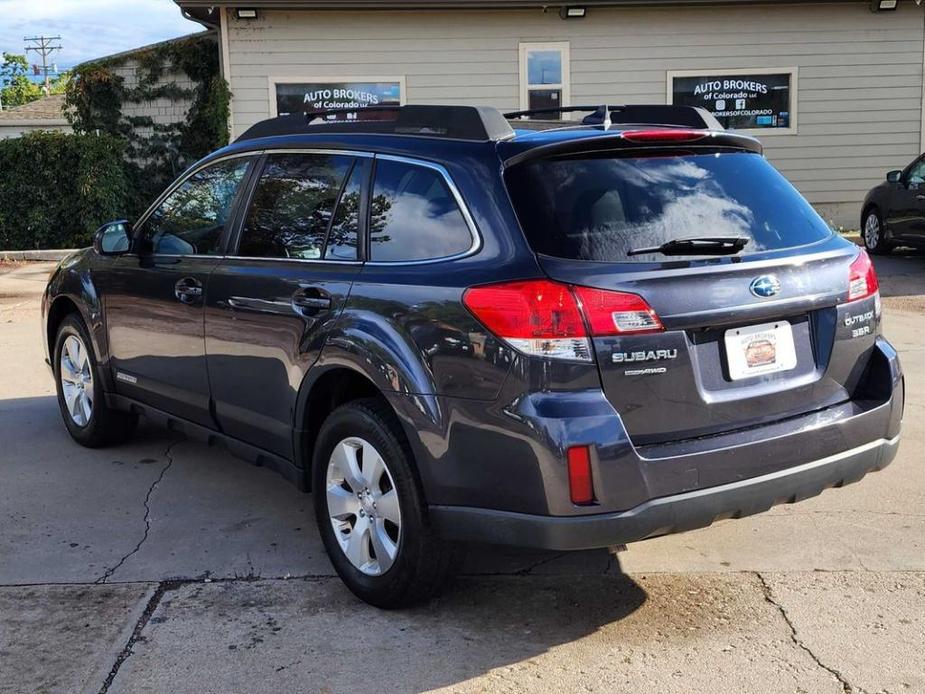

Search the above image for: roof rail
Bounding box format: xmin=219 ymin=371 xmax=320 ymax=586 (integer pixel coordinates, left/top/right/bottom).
xmin=236 ymin=105 xmax=516 ymax=143
xmin=504 ymin=104 xmax=724 ymax=131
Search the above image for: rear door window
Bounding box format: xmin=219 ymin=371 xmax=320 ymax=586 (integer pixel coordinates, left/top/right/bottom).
xmin=325 ymin=159 xmax=368 ymax=261
xmin=369 ymin=159 xmax=474 ymax=262
xmin=238 ymin=153 xmax=355 ymax=260
xmin=505 ymin=151 xmax=832 ymax=262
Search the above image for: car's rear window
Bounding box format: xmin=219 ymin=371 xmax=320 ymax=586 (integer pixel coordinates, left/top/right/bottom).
xmin=505 ymin=151 xmax=832 ymax=262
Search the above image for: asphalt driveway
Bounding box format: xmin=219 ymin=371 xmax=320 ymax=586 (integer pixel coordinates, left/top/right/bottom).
xmin=1 ymin=256 xmax=923 ymax=693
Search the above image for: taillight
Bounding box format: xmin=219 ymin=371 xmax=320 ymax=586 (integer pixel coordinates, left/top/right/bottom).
xmin=462 ymin=280 xmax=591 ymax=361
xmin=847 ymin=250 xmax=879 ymax=303
xmin=621 ymin=129 xmax=708 ymax=143
xmin=572 ymin=286 xmax=664 ymax=335
xmin=463 ymin=279 xmax=664 ymax=362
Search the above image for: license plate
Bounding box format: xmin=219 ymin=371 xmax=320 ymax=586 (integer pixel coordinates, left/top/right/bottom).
xmin=724 ymin=321 xmax=797 ymax=381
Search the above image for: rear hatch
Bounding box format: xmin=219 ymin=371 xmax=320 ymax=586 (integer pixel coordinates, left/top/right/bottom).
xmin=504 ymin=134 xmax=879 ymax=446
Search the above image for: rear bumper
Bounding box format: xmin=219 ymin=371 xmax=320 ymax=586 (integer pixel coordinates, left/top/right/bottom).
xmin=431 ymin=434 xmax=900 ymax=550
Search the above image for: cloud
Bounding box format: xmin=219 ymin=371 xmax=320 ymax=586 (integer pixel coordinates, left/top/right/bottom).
xmin=0 ymin=0 xmax=201 ymax=68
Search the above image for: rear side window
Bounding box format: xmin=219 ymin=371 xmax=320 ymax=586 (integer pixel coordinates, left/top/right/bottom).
xmin=239 ymin=153 xmax=354 ymax=260
xmin=369 ymin=159 xmax=473 ymax=262
xmin=505 ymin=151 xmax=832 ymax=262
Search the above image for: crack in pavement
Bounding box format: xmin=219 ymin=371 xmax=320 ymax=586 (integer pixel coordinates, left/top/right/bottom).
xmin=97 ymin=579 xmax=177 ymax=694
xmin=95 ymin=574 xmax=343 ymax=693
xmin=95 ymin=441 xmax=179 ymax=585
xmin=515 ymin=552 xmax=569 ymax=575
xmin=755 ymin=572 xmax=865 ymax=694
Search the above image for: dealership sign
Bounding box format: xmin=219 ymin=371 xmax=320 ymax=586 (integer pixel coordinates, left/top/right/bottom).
xmin=671 ymin=72 xmax=793 ymax=130
xmin=275 ymin=81 xmax=402 ymax=116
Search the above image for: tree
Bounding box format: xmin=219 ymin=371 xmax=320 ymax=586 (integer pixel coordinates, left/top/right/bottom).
xmin=49 ymin=71 xmax=71 ymax=96
xmin=0 ymin=53 xmax=42 ymax=109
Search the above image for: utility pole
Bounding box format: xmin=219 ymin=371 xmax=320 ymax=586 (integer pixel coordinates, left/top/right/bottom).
xmin=24 ymin=35 xmax=62 ymax=96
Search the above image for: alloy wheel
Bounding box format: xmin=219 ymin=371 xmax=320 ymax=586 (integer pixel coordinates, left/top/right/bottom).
xmin=60 ymin=334 xmax=93 ymax=427
xmin=326 ymin=437 xmax=402 ymax=576
xmin=864 ymin=213 xmax=881 ymax=250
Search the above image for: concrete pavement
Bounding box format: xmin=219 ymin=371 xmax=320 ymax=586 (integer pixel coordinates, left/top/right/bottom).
xmin=1 ymin=257 xmax=923 ymax=693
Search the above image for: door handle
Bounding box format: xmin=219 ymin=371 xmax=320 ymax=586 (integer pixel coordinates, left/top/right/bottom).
xmin=291 ymin=288 xmax=332 ymax=315
xmin=175 ymin=277 xmax=203 ymax=304
xmin=293 ymin=295 xmax=332 ymax=310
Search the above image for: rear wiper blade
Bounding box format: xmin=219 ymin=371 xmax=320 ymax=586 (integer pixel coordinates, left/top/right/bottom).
xmin=627 ymin=236 xmax=750 ymax=257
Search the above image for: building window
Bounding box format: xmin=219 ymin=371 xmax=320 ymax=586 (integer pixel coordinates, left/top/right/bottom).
xmin=667 ymin=67 xmax=798 ymax=135
xmin=269 ymin=77 xmax=405 ymax=117
xmin=519 ymin=42 xmax=570 ymax=112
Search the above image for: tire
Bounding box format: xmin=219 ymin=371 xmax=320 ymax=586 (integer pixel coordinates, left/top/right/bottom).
xmin=53 ymin=314 xmax=137 ymax=448
xmin=312 ymin=398 xmax=455 ymax=608
xmin=862 ymin=207 xmax=892 ymax=255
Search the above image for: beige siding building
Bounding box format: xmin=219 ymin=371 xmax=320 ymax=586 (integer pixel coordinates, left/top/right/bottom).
xmin=176 ymin=0 xmax=925 ymax=227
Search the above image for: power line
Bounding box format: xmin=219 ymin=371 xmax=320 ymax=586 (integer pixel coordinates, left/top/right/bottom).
xmin=24 ymin=35 xmax=62 ymax=96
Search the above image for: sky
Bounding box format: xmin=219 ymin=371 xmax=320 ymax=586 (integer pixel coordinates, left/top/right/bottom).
xmin=0 ymin=0 xmax=202 ymax=71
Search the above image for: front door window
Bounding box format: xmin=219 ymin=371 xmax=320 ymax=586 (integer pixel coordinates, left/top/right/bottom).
xmin=139 ymin=157 xmax=251 ymax=256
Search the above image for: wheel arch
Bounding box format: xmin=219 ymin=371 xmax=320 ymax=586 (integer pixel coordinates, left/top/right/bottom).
xmin=45 ymin=252 xmax=112 ymax=389
xmin=46 ymin=295 xmax=83 ymax=359
xmin=293 ymin=364 xmax=412 ymax=491
xmin=46 ymin=293 xmax=110 ymax=392
xmin=861 ymin=201 xmax=880 ymax=229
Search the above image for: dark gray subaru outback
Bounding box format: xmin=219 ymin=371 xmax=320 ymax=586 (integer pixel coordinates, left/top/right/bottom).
xmin=43 ymin=105 xmax=903 ymax=607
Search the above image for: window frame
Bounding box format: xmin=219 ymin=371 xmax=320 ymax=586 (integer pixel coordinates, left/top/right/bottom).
xmin=192 ymin=149 xmax=481 ymax=267
xmin=364 ymin=154 xmax=482 ymax=266
xmin=519 ymin=42 xmax=571 ymax=113
xmin=228 ymin=149 xmax=375 ymax=265
xmin=131 ymin=153 xmax=258 ymax=259
xmin=666 ymin=66 xmax=799 ymax=137
xmin=231 ymin=150 xmax=367 ymax=263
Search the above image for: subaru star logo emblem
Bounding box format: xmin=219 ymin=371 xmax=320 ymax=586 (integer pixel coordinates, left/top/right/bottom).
xmin=750 ymin=275 xmax=781 ymax=298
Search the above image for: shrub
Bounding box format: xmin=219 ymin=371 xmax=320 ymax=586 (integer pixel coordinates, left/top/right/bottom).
xmin=64 ymin=34 xmax=231 ymax=219
xmin=0 ymin=131 xmax=129 ymax=250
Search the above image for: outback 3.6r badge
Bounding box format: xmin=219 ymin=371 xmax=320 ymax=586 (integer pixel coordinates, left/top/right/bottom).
xmin=750 ymin=275 xmax=782 ymax=298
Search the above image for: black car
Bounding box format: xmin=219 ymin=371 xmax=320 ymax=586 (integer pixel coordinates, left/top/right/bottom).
xmin=862 ymin=153 xmax=925 ymax=254
xmin=43 ymin=105 xmax=903 ymax=608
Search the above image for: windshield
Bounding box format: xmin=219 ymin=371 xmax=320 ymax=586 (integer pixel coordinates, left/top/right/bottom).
xmin=505 ymin=150 xmax=832 ymax=262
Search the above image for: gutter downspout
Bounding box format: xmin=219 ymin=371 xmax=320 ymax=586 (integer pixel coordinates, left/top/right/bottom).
xmin=219 ymin=7 xmax=236 ymax=142
xmin=920 ymin=3 xmax=925 ymax=154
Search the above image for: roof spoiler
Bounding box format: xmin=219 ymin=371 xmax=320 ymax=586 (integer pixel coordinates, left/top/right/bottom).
xmin=236 ymin=105 xmax=516 ymax=143
xmin=500 ymin=129 xmax=763 ymax=168
xmin=504 ymin=104 xmax=724 ymax=131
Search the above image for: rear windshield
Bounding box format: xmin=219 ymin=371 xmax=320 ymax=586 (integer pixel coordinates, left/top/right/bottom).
xmin=505 ymin=151 xmax=832 ymax=262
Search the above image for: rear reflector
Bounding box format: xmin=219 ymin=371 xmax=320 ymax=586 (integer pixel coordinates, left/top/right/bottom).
xmin=847 ymin=250 xmax=880 ymax=302
xmin=463 ymin=280 xmax=664 ymax=362
xmin=567 ymin=446 xmax=595 ymax=505
xmin=621 ymin=129 xmax=708 ymax=143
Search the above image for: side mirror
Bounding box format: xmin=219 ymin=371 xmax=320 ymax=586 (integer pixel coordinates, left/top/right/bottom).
xmin=886 ymin=170 xmax=903 ymax=184
xmin=93 ymin=220 xmax=132 ymax=256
